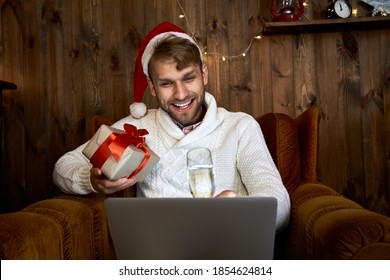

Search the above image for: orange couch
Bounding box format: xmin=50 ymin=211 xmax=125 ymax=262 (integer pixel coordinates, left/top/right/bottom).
xmin=1 ymin=105 xmax=389 ymax=259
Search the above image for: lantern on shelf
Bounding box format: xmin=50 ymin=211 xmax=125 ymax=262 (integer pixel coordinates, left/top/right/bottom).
xmin=271 ymin=0 xmax=305 ymax=21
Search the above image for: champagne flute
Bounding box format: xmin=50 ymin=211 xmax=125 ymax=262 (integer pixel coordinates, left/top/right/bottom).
xmin=187 ymin=147 xmax=216 ymax=198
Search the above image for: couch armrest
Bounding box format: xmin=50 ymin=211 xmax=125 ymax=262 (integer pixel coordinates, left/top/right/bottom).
xmin=0 ymin=194 xmax=114 ymax=260
xmin=288 ymin=183 xmax=390 ymax=259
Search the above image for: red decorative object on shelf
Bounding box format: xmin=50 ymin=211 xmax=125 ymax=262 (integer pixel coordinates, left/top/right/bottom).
xmin=271 ymin=0 xmax=305 ymax=22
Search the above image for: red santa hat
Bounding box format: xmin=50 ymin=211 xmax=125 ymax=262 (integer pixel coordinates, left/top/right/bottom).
xmin=130 ymin=21 xmax=203 ymax=118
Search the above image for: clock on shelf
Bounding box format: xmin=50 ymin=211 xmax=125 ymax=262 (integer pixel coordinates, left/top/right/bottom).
xmin=326 ymin=0 xmax=353 ymax=19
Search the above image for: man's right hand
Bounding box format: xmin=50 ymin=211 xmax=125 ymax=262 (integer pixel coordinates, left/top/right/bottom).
xmin=90 ymin=167 xmax=137 ymax=194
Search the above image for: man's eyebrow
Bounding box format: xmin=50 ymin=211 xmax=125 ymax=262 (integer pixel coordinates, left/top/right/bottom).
xmin=182 ymin=69 xmax=196 ymax=76
xmin=156 ymin=69 xmax=197 ymax=82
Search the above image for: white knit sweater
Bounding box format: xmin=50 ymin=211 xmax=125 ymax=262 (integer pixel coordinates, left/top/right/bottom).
xmin=53 ymin=93 xmax=290 ymax=230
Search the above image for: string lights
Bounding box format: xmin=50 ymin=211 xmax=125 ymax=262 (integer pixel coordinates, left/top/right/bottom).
xmin=175 ymin=0 xmax=370 ymax=61
xmin=175 ymin=0 xmax=263 ymax=62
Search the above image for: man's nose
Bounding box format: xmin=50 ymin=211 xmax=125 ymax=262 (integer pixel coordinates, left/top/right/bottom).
xmin=173 ymin=82 xmax=189 ymax=100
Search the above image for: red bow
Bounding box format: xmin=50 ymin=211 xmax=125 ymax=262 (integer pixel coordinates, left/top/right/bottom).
xmin=90 ymin=124 xmax=151 ymax=178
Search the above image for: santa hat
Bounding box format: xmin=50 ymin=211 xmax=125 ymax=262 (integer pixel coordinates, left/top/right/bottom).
xmin=130 ymin=21 xmax=203 ymax=118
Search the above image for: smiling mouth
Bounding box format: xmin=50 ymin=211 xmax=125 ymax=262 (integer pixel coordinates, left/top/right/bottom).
xmin=173 ymin=99 xmax=193 ymax=109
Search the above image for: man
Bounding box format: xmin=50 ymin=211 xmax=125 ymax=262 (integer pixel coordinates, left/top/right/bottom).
xmin=53 ymin=22 xmax=290 ymax=231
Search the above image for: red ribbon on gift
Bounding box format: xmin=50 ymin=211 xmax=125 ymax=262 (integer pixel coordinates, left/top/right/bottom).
xmin=90 ymin=124 xmax=151 ymax=179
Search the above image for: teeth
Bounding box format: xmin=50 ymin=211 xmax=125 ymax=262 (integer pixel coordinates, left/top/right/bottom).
xmin=174 ymin=100 xmax=191 ymax=108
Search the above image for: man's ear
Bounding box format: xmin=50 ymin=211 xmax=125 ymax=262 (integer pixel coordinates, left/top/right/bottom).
xmin=147 ymin=77 xmax=157 ymax=97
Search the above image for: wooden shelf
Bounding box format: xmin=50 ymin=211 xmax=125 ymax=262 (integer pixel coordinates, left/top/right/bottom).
xmin=0 ymin=80 xmax=17 ymax=90
xmin=263 ymin=16 xmax=390 ymax=34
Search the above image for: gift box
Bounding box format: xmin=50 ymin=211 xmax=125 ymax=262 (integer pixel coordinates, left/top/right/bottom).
xmin=82 ymin=123 xmax=159 ymax=181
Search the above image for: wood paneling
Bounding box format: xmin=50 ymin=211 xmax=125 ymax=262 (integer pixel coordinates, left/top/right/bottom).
xmin=1 ymin=0 xmax=389 ymax=215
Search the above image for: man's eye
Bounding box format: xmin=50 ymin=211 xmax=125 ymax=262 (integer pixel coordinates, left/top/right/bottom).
xmin=160 ymin=81 xmax=173 ymax=87
xmin=184 ymin=76 xmax=195 ymax=82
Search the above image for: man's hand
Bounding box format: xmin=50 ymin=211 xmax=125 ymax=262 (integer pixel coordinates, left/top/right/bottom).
xmin=90 ymin=167 xmax=137 ymax=194
xmin=215 ymin=190 xmax=236 ymax=198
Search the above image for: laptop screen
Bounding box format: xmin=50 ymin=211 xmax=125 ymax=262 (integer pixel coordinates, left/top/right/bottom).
xmin=104 ymin=197 xmax=277 ymax=260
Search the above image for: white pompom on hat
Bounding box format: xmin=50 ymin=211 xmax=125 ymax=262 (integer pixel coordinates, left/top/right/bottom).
xmin=130 ymin=21 xmax=203 ymax=119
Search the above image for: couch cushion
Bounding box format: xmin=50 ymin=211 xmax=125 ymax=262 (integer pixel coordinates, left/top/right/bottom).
xmin=257 ymin=113 xmax=301 ymax=193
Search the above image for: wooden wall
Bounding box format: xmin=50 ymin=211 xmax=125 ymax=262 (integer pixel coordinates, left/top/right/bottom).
xmin=1 ymin=0 xmax=389 ymax=215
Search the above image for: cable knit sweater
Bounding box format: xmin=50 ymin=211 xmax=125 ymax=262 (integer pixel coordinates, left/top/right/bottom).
xmin=53 ymin=92 xmax=290 ymax=230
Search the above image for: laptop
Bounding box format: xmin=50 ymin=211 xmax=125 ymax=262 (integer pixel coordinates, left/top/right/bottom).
xmin=104 ymin=197 xmax=277 ymax=260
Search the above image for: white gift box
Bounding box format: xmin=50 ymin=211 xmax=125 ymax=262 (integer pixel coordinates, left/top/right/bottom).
xmin=82 ymin=124 xmax=159 ymax=181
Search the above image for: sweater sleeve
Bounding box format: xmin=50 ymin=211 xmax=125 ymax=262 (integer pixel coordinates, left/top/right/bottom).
xmin=236 ymin=116 xmax=291 ymax=232
xmin=52 ymin=142 xmax=97 ymax=195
